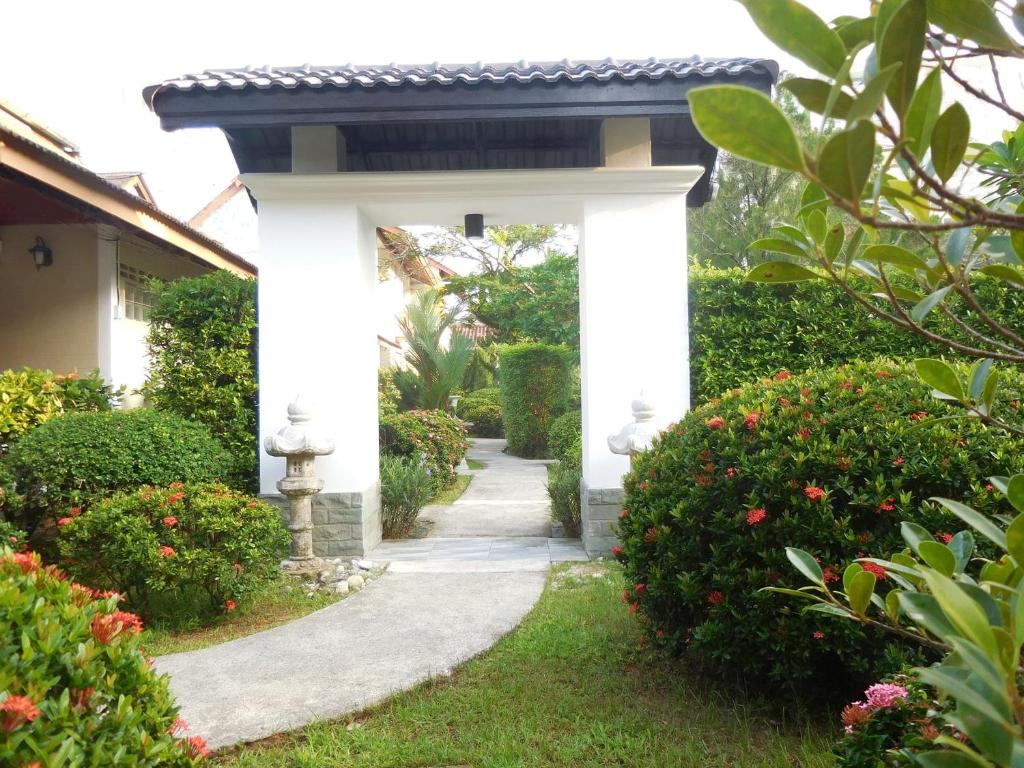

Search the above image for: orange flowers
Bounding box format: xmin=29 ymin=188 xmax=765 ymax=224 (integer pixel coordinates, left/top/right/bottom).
xmin=743 ymin=412 xmax=761 ymax=430
xmin=90 ymin=611 xmax=143 ymax=644
xmin=707 ymin=590 xmax=724 ymax=606
xmin=1 ymin=695 xmax=40 ymax=732
xmin=706 ymin=416 xmax=725 ymax=430
xmin=159 ymin=545 xmax=176 ymax=558
xmin=165 ymin=492 xmax=186 ymax=506
xmin=746 ymin=508 xmax=767 ymax=526
xmin=225 ymin=599 xmax=237 ymax=611
xmin=862 ymin=561 xmax=888 ymax=580
xmin=57 ymin=517 xmax=74 ymax=527
xmin=162 ymin=516 xmax=179 ymax=527
xmin=803 ymin=486 xmax=826 ymax=502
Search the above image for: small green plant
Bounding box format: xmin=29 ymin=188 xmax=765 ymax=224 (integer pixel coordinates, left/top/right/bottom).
xmin=498 ymin=343 xmax=575 ymax=457
xmin=144 ymin=271 xmax=258 ymax=491
xmin=458 ymin=387 xmax=503 ymax=437
xmin=547 ymin=411 xmax=581 ymax=463
xmin=378 ymin=368 xmax=401 ymax=420
xmin=547 ymin=435 xmax=582 ymax=537
xmin=0 ymin=368 xmax=115 ymax=451
xmin=379 ymin=409 xmax=469 ymax=490
xmin=5 ymin=409 xmax=232 ymax=536
xmin=617 ymin=360 xmax=1024 ymax=692
xmin=0 ymin=548 xmax=207 ymax=765
xmin=58 ymin=482 xmax=287 ymax=625
xmin=379 ymin=455 xmax=434 ymax=538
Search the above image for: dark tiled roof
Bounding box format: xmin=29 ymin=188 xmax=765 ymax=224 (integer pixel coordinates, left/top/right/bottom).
xmin=145 ymin=57 xmax=778 ymax=98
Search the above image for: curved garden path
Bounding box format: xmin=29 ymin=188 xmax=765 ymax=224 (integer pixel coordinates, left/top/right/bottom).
xmin=156 ymin=438 xmax=586 ymax=749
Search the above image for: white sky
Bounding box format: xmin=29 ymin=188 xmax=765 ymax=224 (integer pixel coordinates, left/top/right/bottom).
xmin=1 ymin=0 xmax=1019 ymax=226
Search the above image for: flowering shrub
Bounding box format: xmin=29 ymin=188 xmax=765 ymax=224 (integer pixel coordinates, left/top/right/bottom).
xmin=0 ymin=367 xmax=115 ymax=452
xmin=0 ymin=547 xmax=205 ymax=766
xmin=379 ymin=455 xmax=434 ymax=538
xmin=458 ymin=387 xmax=503 ymax=438
xmin=4 ymin=409 xmax=232 ymax=537
xmin=380 ymin=409 xmax=469 ymax=490
xmin=617 ymin=360 xmax=1024 ymax=693
xmin=58 ymin=483 xmax=288 ymax=624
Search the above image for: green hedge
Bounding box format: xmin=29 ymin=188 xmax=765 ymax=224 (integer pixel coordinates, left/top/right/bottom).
xmin=458 ymin=387 xmax=503 ymax=437
xmin=688 ymin=267 xmax=1024 ymax=403
xmin=499 ymin=344 xmax=574 ymax=458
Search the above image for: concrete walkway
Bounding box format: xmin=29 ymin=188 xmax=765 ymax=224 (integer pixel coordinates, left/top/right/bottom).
xmin=157 ymin=438 xmax=587 ymax=749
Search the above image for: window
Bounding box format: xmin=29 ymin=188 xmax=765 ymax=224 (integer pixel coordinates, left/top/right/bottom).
xmin=119 ymin=263 xmax=156 ymax=322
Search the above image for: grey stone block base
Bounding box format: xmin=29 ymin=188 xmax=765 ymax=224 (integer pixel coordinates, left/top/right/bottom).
xmin=581 ymin=482 xmax=625 ymax=556
xmin=263 ymin=484 xmax=381 ymax=557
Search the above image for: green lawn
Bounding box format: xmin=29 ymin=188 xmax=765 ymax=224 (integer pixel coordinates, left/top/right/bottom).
xmin=215 ymin=563 xmax=835 ymax=767
xmin=429 ymin=473 xmax=472 ymax=505
xmin=466 ymin=458 xmax=486 ymax=470
xmin=145 ymin=578 xmax=342 ymax=657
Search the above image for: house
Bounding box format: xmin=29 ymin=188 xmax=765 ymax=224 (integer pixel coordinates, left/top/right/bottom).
xmin=0 ymin=100 xmax=256 ymax=404
xmin=186 ymin=179 xmax=455 ymax=369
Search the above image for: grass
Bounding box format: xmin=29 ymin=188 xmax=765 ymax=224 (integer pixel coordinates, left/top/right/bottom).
xmin=145 ymin=578 xmax=342 ymax=656
xmin=215 ymin=563 xmax=835 ymax=768
xmin=429 ymin=473 xmax=472 ymax=505
xmin=466 ymin=458 xmax=486 ymax=470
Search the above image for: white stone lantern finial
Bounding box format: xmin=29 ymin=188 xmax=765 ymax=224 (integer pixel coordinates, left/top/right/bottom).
xmin=607 ymin=392 xmax=658 ymax=456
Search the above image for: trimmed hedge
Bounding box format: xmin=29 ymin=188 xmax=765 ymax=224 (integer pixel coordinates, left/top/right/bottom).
xmin=458 ymin=387 xmax=503 ymax=437
xmin=547 ymin=411 xmax=582 ymax=463
xmin=547 ymin=435 xmax=582 ymax=537
xmin=4 ymin=409 xmax=233 ymax=536
xmin=617 ymin=360 xmax=1024 ymax=695
xmin=499 ymin=344 xmax=575 ymax=457
xmin=688 ymin=267 xmax=1024 ymax=403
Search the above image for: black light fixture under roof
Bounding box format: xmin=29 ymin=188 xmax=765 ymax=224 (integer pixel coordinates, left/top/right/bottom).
xmin=464 ymin=213 xmax=484 ymax=239
xmin=28 ymin=237 xmax=53 ymax=269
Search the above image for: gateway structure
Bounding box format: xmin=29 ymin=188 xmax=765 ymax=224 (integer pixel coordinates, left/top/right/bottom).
xmin=144 ymin=57 xmax=778 ymax=556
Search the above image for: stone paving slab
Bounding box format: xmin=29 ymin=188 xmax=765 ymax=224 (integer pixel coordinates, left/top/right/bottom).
xmin=372 ymin=536 xmax=587 ymax=562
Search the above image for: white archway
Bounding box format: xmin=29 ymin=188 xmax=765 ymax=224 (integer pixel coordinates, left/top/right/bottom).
xmin=247 ymin=165 xmax=700 ymax=556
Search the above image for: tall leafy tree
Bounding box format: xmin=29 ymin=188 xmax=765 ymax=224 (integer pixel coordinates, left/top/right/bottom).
xmin=424 ymin=224 xmax=569 ymax=275
xmin=398 ymin=290 xmax=474 ymax=410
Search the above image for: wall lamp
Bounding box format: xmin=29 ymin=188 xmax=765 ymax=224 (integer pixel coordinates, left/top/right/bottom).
xmin=29 ymin=237 xmax=53 ymax=269
xmin=464 ymin=213 xmax=484 ymax=239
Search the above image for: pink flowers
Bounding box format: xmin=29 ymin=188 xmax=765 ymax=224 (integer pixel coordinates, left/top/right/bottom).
xmin=893 ymin=456 xmax=906 ymax=467
xmin=726 ymin=467 xmax=736 ymax=478
xmin=159 ymin=545 xmax=176 ymax=558
xmin=865 ymin=683 xmax=909 ymax=709
xmin=611 ymin=546 xmax=623 ymax=558
xmin=1 ymin=695 xmax=40 ymax=732
xmin=184 ymin=735 xmax=210 ymax=759
xmin=746 ymin=508 xmax=767 ymax=526
xmin=70 ymin=507 xmax=82 ymax=517
xmin=812 ymin=631 xmax=825 ymax=640
xmin=876 ymin=498 xmax=895 ymax=513
xmin=803 ymin=486 xmax=826 ymax=502
xmin=57 ymin=517 xmax=73 ymax=527
xmin=707 ymin=590 xmax=724 ymax=606
xmin=639 ymin=482 xmax=649 ymax=491
xmin=910 ymin=410 xmax=928 ymax=422
xmin=706 ymin=416 xmax=725 ymax=430
xmin=9 ymin=551 xmax=39 ymax=574
xmin=743 ymin=412 xmax=761 ymax=430
xmin=938 ymin=532 xmax=953 ymax=544
xmin=162 ymin=516 xmax=179 ymax=527
xmin=635 ymin=583 xmax=648 ymax=596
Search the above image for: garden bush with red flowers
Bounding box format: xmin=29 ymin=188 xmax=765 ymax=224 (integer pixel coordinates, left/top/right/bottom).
xmin=57 ymin=482 xmax=288 ymax=625
xmin=616 ymin=359 xmax=1024 ymax=695
xmin=0 ymin=547 xmax=206 ymax=766
xmin=379 ymin=409 xmax=469 ymax=491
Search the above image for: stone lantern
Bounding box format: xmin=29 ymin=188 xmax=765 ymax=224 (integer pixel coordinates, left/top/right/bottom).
xmin=607 ymin=393 xmax=658 ymax=458
xmin=264 ymin=396 xmax=335 ymax=572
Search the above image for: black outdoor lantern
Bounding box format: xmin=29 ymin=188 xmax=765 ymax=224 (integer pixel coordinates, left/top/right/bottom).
xmin=464 ymin=213 xmax=484 ymax=239
xmin=28 ymin=237 xmax=53 ymax=269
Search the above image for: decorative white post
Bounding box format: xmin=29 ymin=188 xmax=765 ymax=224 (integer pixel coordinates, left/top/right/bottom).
xmin=264 ymin=397 xmax=336 ymax=572
xmin=607 ymin=394 xmax=659 ymax=458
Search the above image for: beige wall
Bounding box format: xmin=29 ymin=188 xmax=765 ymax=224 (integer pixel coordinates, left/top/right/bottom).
xmin=0 ymin=224 xmax=100 ymax=374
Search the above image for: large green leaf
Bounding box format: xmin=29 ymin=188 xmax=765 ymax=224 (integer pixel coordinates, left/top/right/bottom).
xmin=836 ymin=17 xmax=876 ymax=49
xmin=932 ymin=103 xmax=971 ymax=183
xmin=920 ymin=569 xmax=999 ymax=657
xmin=948 ymin=531 xmax=975 ymax=574
xmin=816 ymin=120 xmax=875 ymax=203
xmin=932 ymin=497 xmax=1008 ymax=549
xmin=899 ymin=591 xmax=958 ymax=638
xmin=847 ymin=570 xmax=877 ymax=614
xmin=919 ymin=541 xmax=957 ymax=576
xmin=781 ymin=78 xmax=853 ymax=120
xmin=927 ymin=0 xmax=1021 ymax=51
xmin=746 ymin=261 xmax=823 ymax=283
xmin=877 ymin=0 xmax=927 ymax=116
xmin=915 ymin=358 xmax=964 ymax=400
xmin=748 ymin=238 xmax=808 ymax=259
xmin=905 ymin=67 xmax=943 ymax=157
xmin=1008 ymin=512 xmax=1024 ymax=566
xmin=864 ymin=244 xmax=929 ymax=270
xmin=911 ymin=286 xmax=953 ymax=321
xmin=738 ymin=0 xmax=848 ymax=76
xmin=689 ymin=86 xmax=807 ymax=173
xmin=786 ymin=547 xmax=825 ymax=585
xmin=1007 ymin=476 xmax=1024 ymax=514
xmin=848 ymin=63 xmax=902 ymax=123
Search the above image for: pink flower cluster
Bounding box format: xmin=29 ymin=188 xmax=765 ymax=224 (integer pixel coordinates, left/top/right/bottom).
xmin=841 ymin=682 xmax=908 ymax=733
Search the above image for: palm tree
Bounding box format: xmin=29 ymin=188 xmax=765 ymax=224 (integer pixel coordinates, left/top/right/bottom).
xmin=398 ymin=290 xmax=474 ymax=410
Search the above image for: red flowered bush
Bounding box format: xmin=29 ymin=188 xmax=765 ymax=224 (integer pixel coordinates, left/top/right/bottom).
xmin=0 ymin=547 xmax=204 ymax=766
xmin=58 ymin=483 xmax=288 ymax=625
xmin=617 ymin=360 xmax=1024 ymax=695
xmin=379 ymin=409 xmax=469 ymax=490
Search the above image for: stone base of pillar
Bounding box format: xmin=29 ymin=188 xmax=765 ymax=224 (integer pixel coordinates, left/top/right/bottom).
xmin=581 ymin=481 xmax=625 ymax=556
xmin=263 ymin=483 xmax=381 ymax=557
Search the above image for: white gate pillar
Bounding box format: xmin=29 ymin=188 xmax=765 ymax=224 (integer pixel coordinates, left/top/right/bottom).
xmin=578 ymin=194 xmax=690 ymax=555
xmin=255 ymin=196 xmax=381 ymax=556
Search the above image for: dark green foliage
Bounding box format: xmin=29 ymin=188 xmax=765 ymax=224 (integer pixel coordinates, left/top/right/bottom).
xmin=392 ymin=369 xmax=422 ymax=412
xmin=0 ymin=518 xmax=26 ymax=550
xmin=379 ymin=455 xmax=434 ymax=538
xmin=0 ymin=549 xmax=202 ymax=765
xmin=379 ymin=410 xmax=469 ymax=490
xmin=143 ymin=271 xmax=258 ymax=490
xmin=458 ymin=387 xmax=503 ymax=437
xmin=447 ymin=255 xmax=580 ymax=347
xmin=378 ymin=368 xmax=401 ymax=420
xmin=547 ymin=435 xmax=582 ymax=536
xmin=58 ymin=483 xmax=287 ymax=625
xmin=546 ymin=411 xmax=582 ymax=463
xmin=617 ymin=360 xmax=1024 ymax=695
xmin=688 ymin=268 xmax=1024 ymax=403
xmin=499 ymin=344 xmax=575 ymax=458
xmin=4 ymin=409 xmax=232 ymax=535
